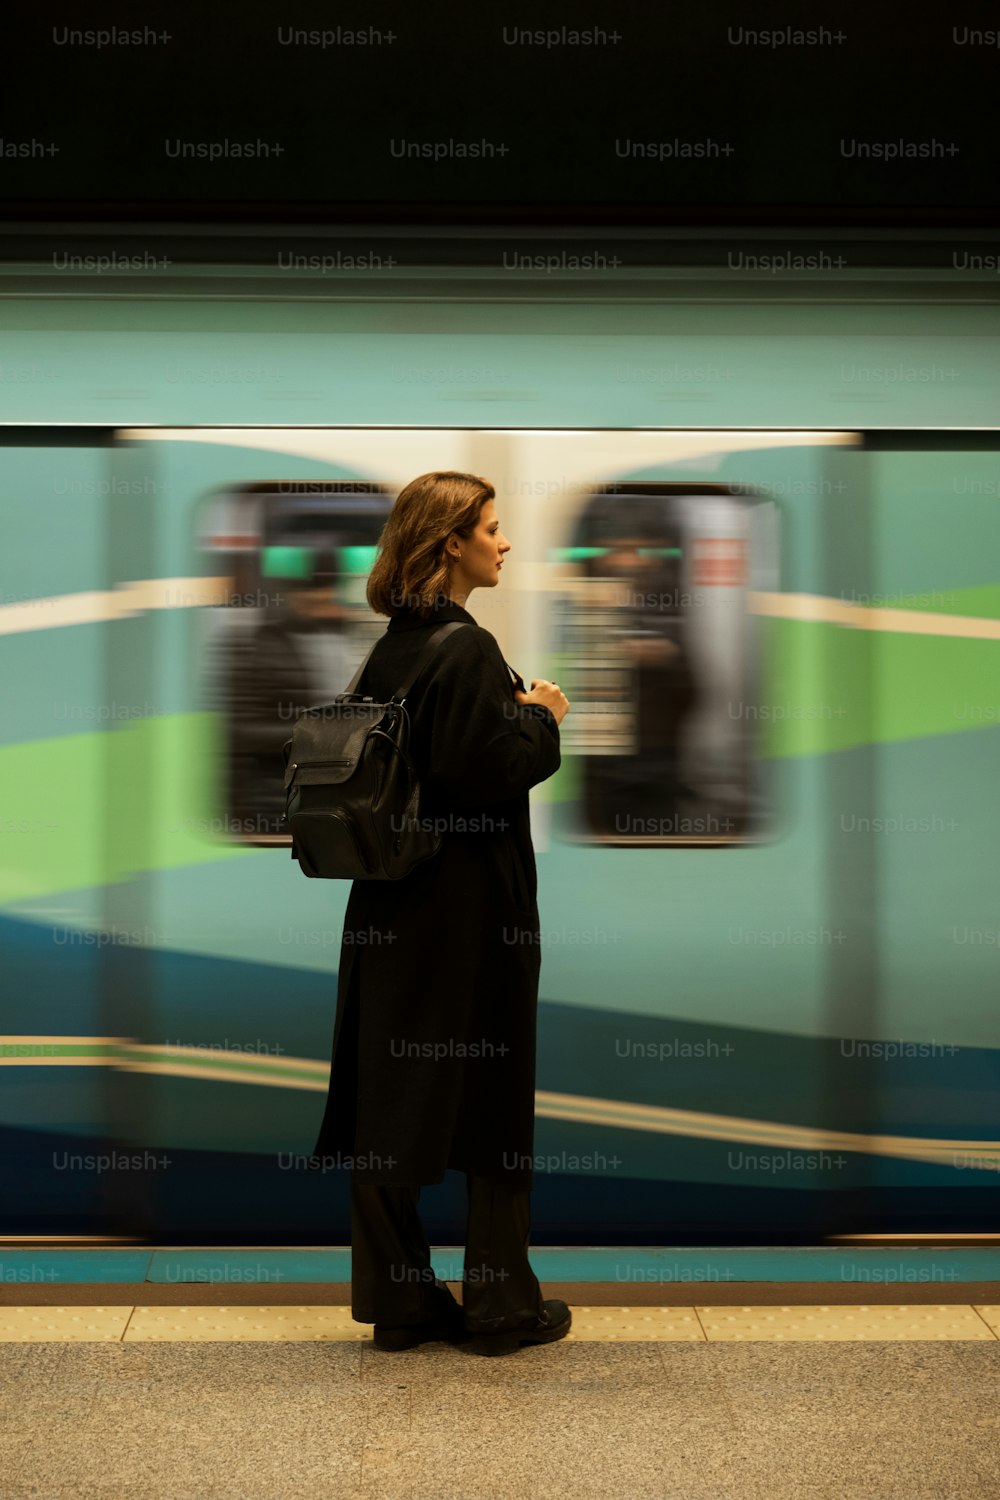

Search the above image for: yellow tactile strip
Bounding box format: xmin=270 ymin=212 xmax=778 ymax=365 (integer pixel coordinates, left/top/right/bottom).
xmin=567 ymin=1308 xmax=705 ymax=1341
xmin=124 ymin=1307 xmax=367 ymax=1342
xmin=695 ymin=1304 xmax=999 ymax=1342
xmin=0 ymin=1307 xmax=133 ymax=1342
xmin=0 ymin=1305 xmax=998 ymax=1343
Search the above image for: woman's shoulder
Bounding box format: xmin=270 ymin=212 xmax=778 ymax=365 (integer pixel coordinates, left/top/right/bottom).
xmin=377 ymin=616 xmax=507 ymax=681
xmin=437 ymin=620 xmax=496 ymax=659
xmin=432 ymin=622 xmax=513 ymax=690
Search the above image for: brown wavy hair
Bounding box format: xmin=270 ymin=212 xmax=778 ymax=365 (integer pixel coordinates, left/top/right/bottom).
xmin=366 ymin=471 xmax=495 ymax=619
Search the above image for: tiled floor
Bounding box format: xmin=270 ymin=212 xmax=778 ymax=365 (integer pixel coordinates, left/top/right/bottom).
xmin=0 ymin=1307 xmax=998 ymax=1498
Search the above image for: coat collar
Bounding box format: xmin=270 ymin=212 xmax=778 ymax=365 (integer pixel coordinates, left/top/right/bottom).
xmin=386 ymin=595 xmax=478 ymax=632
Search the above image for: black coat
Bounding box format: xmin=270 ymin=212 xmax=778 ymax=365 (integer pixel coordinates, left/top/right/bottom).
xmin=311 ymin=595 xmax=561 ymax=1188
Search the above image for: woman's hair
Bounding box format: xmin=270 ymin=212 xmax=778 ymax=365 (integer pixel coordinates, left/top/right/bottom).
xmin=367 ymin=471 xmax=495 ymax=619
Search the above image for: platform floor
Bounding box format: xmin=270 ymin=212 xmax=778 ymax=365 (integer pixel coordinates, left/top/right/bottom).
xmin=1 ymin=1302 xmax=999 ymax=1499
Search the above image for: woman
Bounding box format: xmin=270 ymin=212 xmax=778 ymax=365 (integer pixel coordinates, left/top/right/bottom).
xmin=311 ymin=471 xmax=572 ymax=1357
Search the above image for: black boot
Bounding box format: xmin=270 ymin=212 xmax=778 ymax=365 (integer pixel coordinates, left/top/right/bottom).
xmin=465 ymin=1299 xmax=572 ymax=1357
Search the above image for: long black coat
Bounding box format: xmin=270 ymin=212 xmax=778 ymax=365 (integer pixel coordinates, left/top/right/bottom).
xmin=311 ymin=595 xmax=561 ymax=1188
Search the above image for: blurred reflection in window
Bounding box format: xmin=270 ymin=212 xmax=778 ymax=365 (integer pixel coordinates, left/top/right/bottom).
xmin=199 ymin=483 xmax=390 ymax=843
xmin=227 ymin=545 xmax=357 ymax=833
xmin=552 ymin=484 xmax=776 ymax=845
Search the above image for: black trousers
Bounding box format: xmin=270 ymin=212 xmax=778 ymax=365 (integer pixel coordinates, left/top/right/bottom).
xmin=350 ymin=1172 xmax=546 ymax=1331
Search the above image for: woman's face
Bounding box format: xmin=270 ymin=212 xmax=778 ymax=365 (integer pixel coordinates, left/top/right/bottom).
xmin=451 ymin=499 xmax=511 ymax=592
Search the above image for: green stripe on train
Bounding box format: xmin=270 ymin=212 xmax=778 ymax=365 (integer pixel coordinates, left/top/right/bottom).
xmin=0 ymin=618 xmax=997 ymax=901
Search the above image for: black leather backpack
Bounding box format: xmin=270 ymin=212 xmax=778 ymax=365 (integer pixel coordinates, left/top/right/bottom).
xmin=280 ymin=621 xmax=471 ymax=880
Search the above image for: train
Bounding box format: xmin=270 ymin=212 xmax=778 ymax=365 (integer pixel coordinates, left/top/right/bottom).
xmin=2 ymin=255 xmax=998 ymax=1243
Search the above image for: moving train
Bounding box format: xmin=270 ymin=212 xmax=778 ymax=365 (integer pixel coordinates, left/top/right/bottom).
xmin=2 ymin=259 xmax=998 ymax=1243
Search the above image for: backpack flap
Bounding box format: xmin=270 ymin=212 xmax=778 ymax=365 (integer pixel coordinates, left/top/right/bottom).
xmin=283 ymin=701 xmax=390 ymax=790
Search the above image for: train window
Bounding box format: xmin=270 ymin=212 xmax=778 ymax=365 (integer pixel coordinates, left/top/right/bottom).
xmin=198 ymin=482 xmax=393 ymax=844
xmin=550 ymin=483 xmax=778 ymax=846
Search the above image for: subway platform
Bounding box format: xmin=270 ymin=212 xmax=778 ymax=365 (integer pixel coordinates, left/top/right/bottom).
xmin=0 ymin=1244 xmax=999 ymax=1499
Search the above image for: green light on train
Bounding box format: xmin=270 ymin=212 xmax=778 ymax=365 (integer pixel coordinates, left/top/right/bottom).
xmin=260 ymin=545 xmax=313 ymax=578
xmin=340 ymin=546 xmax=379 ymax=574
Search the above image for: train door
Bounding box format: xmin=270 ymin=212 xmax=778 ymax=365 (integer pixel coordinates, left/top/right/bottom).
xmin=492 ymin=429 xmax=869 ymax=1241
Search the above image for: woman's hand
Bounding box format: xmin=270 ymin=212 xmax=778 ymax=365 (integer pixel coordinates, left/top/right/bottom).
xmin=514 ymin=679 xmax=570 ymax=726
